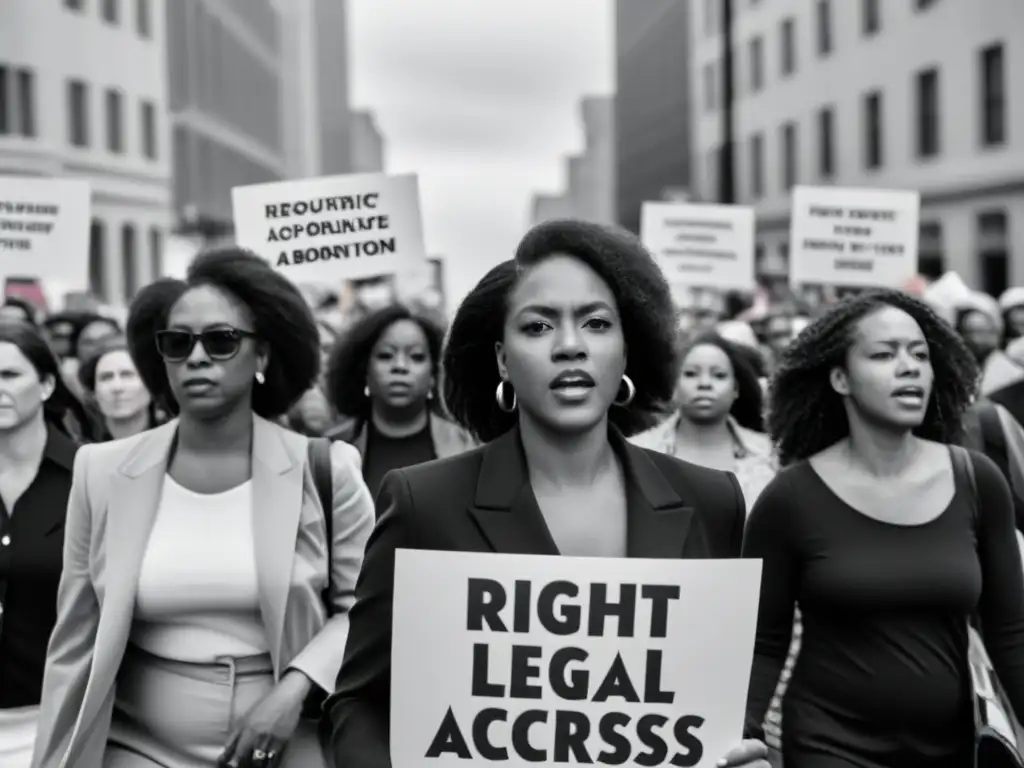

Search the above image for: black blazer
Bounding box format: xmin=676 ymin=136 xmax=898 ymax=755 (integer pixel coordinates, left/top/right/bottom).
xmin=318 ymin=425 xmax=745 ymax=767
xmin=0 ymin=424 xmax=78 ymax=708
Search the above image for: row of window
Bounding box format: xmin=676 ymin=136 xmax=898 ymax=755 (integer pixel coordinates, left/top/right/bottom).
xmin=0 ymin=64 xmax=160 ymax=160
xmin=758 ymin=208 xmax=1011 ymax=296
xmin=67 ymin=80 xmax=159 ymax=159
xmin=88 ymin=219 xmax=162 ymax=302
xmin=703 ymin=0 xmax=936 ymax=40
xmin=707 ymin=44 xmax=1007 ymax=201
xmin=64 ymin=0 xmax=153 ymax=39
xmin=703 ymin=0 xmax=945 ymax=107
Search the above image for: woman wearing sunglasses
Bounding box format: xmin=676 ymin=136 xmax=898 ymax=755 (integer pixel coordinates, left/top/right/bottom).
xmin=31 ymin=249 xmax=375 ymax=768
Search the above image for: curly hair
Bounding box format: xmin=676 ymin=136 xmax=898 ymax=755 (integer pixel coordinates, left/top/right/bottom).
xmin=126 ymin=247 xmax=320 ymax=419
xmin=443 ymin=219 xmax=679 ymax=443
xmin=325 ymin=304 xmax=446 ymax=421
xmin=678 ymin=332 xmax=764 ymax=432
xmin=769 ymin=288 xmax=978 ymax=466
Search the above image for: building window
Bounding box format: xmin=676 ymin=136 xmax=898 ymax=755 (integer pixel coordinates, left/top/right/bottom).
xmin=980 ymin=43 xmax=1006 ymax=147
xmin=149 ymin=227 xmax=162 ymax=280
xmin=916 ymin=68 xmax=940 ymax=158
xmin=67 ymin=80 xmax=89 ymax=147
xmin=749 ymin=36 xmax=764 ymax=92
xmin=89 ymin=219 xmax=106 ymax=299
xmin=818 ymin=106 xmax=835 ymax=178
xmin=978 ymin=210 xmax=1009 ymax=297
xmin=707 ymin=146 xmax=719 ymax=201
xmin=863 ymin=90 xmax=883 ymax=169
xmin=916 ymin=0 xmax=938 ymax=9
xmin=750 ymin=133 xmax=764 ymax=199
xmin=862 ymin=0 xmax=881 ymax=35
xmin=141 ymin=100 xmax=156 ymax=159
xmin=16 ymin=69 xmax=35 ymax=138
xmin=136 ymin=0 xmax=151 ymax=38
xmin=0 ymin=66 xmax=8 ymax=135
xmin=780 ymin=17 xmax=796 ymax=76
xmin=102 ymin=0 xmax=119 ymax=24
xmin=918 ymin=221 xmax=945 ymax=278
xmin=781 ymin=122 xmax=798 ymax=190
xmin=704 ymin=62 xmax=717 ymax=112
xmin=64 ymin=0 xmax=84 ymax=10
xmin=106 ymin=88 xmax=123 ymax=153
xmin=121 ymin=223 xmax=137 ymax=300
xmin=816 ymin=1 xmax=833 ymax=56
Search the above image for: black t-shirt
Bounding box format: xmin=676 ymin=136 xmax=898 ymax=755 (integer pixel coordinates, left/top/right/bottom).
xmin=362 ymin=420 xmax=437 ymax=503
xmin=742 ymin=450 xmax=1024 ymax=767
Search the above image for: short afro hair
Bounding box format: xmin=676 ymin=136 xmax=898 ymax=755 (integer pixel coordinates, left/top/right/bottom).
xmin=443 ymin=219 xmax=678 ymax=443
xmin=325 ymin=304 xmax=446 ymax=421
xmin=126 ymin=247 xmax=320 ymax=419
xmin=678 ymin=331 xmax=765 ymax=433
xmin=769 ymin=288 xmax=978 ymax=466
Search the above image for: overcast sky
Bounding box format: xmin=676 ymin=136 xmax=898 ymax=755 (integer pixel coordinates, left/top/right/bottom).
xmin=347 ymin=0 xmax=614 ymax=312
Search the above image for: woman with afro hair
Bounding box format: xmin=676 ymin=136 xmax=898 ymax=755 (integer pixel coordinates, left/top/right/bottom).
xmin=743 ymin=288 xmax=1024 ymax=767
xmin=321 ymin=219 xmax=771 ymax=768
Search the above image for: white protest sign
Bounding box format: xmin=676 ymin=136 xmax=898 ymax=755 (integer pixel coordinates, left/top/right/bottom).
xmin=231 ymin=172 xmax=426 ymax=283
xmin=0 ymin=176 xmax=91 ymax=293
xmin=391 ymin=550 xmax=762 ymax=768
xmin=641 ymin=202 xmax=756 ymax=291
xmin=789 ymin=185 xmax=920 ymax=288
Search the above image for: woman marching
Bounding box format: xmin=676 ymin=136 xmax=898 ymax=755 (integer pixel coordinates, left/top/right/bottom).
xmin=320 ymin=219 xmax=769 ymax=768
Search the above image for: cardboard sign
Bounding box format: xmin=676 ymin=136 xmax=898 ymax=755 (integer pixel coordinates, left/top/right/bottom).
xmin=391 ymin=550 xmax=762 ymax=768
xmin=788 ymin=186 xmax=920 ymax=288
xmin=0 ymin=177 xmax=91 ymax=294
xmin=641 ymin=202 xmax=756 ymax=291
xmin=231 ymin=172 xmax=426 ymax=283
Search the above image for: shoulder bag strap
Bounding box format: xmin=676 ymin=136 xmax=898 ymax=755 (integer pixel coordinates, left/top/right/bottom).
xmin=307 ymin=437 xmax=334 ymax=597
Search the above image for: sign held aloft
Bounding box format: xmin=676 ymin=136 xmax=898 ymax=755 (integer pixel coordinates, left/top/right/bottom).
xmin=0 ymin=176 xmax=91 ymax=294
xmin=231 ymin=172 xmax=426 ymax=283
xmin=641 ymin=202 xmax=756 ymax=291
xmin=788 ymin=185 xmax=920 ymax=288
xmin=391 ymin=550 xmax=762 ymax=768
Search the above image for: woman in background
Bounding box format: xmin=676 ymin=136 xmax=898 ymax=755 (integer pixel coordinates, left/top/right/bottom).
xmin=0 ymin=323 xmax=83 ymax=768
xmin=77 ymin=336 xmax=161 ymax=441
xmin=744 ymin=289 xmax=1024 ymax=767
xmin=32 ymin=249 xmax=375 ymax=767
xmin=324 ymin=304 xmax=474 ymax=499
xmin=321 ymin=219 xmax=768 ymax=768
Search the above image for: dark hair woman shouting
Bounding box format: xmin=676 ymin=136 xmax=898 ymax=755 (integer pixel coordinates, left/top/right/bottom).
xmin=743 ymin=289 xmax=1024 ymax=767
xmin=320 ymin=220 xmax=768 ymax=768
xmin=32 ymin=249 xmax=375 ymax=768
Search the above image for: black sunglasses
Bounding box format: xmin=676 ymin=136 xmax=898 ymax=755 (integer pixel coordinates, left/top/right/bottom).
xmin=155 ymin=328 xmax=257 ymax=362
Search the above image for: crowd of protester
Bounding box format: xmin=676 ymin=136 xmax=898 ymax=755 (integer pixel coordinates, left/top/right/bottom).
xmin=0 ymin=219 xmax=1022 ymax=766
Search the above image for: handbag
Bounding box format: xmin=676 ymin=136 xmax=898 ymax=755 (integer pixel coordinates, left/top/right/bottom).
xmin=951 ymin=445 xmax=1024 ymax=767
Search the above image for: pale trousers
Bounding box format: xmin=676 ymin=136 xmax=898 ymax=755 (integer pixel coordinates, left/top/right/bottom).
xmin=104 ymin=644 xmax=322 ymax=768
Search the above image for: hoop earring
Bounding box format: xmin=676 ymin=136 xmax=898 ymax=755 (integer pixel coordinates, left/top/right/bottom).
xmin=613 ymin=374 xmax=636 ymax=407
xmin=495 ymin=380 xmax=517 ymax=413
xmin=363 ymin=385 xmax=370 ymax=399
xmin=254 ymin=371 xmax=265 ymax=385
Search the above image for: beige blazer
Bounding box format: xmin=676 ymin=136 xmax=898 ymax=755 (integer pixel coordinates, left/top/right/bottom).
xmin=31 ymin=415 xmax=375 ymax=768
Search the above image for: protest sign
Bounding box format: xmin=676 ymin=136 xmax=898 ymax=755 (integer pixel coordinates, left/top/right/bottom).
xmin=0 ymin=177 xmax=91 ymax=294
xmin=789 ymin=185 xmax=920 ymax=288
xmin=231 ymin=172 xmax=426 ymax=283
xmin=391 ymin=550 xmax=761 ymax=768
xmin=641 ymin=202 xmax=756 ymax=291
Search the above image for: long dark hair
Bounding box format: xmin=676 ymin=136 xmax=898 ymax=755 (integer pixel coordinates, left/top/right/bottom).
xmin=0 ymin=320 xmax=90 ymax=437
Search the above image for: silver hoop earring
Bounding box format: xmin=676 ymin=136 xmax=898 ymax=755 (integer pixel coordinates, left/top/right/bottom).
xmin=613 ymin=374 xmax=636 ymax=407
xmin=495 ymin=380 xmax=517 ymax=413
xmin=254 ymin=371 xmax=265 ymax=385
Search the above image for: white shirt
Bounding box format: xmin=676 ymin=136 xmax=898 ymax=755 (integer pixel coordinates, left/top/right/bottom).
xmin=131 ymin=475 xmax=269 ymax=662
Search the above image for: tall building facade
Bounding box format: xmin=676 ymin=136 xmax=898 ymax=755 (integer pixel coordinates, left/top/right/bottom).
xmin=166 ymin=0 xmax=284 ymax=227
xmin=314 ymin=0 xmax=351 ymax=175
xmin=275 ymin=0 xmax=321 ymax=179
xmin=692 ymin=0 xmax=1024 ymax=292
xmin=0 ymin=0 xmax=172 ymax=305
xmin=350 ymin=110 xmax=385 ymax=174
xmin=614 ymin=0 xmax=692 ymax=235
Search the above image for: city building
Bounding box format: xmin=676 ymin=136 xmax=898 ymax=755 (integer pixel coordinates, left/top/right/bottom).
xmin=1 ymin=0 xmax=172 ymax=305
xmin=350 ymin=109 xmax=385 ymax=173
xmin=614 ymin=0 xmax=693 ymax=235
xmin=529 ymin=95 xmax=615 ymax=226
xmin=313 ymin=0 xmax=351 ymax=175
xmin=166 ymin=0 xmax=285 ymax=229
xmin=691 ymin=0 xmax=1024 ymax=292
xmin=274 ymin=0 xmax=321 ymax=179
